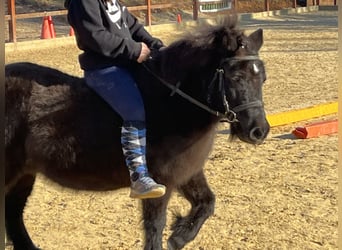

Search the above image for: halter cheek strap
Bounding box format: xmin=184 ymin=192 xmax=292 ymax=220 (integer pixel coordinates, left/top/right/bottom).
xmin=207 ymin=68 xmax=239 ymax=122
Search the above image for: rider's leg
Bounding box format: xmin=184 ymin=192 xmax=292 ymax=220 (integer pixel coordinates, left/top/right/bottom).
xmin=84 ymin=66 xmax=166 ymax=199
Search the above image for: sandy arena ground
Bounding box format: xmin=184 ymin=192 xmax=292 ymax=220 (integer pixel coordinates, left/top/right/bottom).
xmin=5 ymin=10 xmax=338 ymax=250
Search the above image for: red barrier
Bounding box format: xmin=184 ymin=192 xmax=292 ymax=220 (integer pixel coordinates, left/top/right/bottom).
xmin=292 ymin=119 xmax=338 ymax=139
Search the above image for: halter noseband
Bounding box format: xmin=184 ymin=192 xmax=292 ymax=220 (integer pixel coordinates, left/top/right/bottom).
xmin=142 ymin=55 xmax=263 ymax=123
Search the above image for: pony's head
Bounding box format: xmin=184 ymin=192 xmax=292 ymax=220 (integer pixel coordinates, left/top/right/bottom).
xmin=196 ymin=17 xmax=270 ymax=144
xmin=219 ymin=26 xmax=269 ymax=144
xmin=152 ymin=16 xmax=270 ymax=144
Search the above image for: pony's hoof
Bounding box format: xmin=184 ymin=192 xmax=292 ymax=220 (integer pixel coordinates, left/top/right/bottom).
xmin=167 ymin=240 xmax=176 ymax=250
xmin=167 ymin=238 xmax=182 ymax=250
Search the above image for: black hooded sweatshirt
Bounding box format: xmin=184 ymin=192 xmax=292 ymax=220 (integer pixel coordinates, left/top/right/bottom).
xmin=66 ymin=0 xmax=163 ymax=70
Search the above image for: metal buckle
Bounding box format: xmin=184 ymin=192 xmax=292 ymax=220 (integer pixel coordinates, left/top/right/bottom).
xmin=226 ymin=110 xmax=238 ymax=123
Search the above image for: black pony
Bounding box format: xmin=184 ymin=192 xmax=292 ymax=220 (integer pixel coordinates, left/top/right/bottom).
xmin=5 ymin=17 xmax=269 ymax=250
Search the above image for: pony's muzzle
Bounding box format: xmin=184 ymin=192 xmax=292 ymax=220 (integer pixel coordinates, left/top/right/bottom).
xmin=249 ymin=126 xmax=269 ymax=144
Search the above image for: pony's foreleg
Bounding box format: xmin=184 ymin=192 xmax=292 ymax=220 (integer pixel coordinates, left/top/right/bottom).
xmin=168 ymin=170 xmax=215 ymax=250
xmin=5 ymin=174 xmax=41 ymax=250
xmin=142 ymin=190 xmax=172 ymax=250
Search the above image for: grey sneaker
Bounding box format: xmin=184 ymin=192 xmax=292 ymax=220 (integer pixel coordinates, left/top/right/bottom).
xmin=130 ymin=176 xmax=166 ymax=199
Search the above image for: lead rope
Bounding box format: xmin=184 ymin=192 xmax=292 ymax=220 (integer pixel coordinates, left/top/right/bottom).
xmin=142 ymin=63 xmax=227 ymax=118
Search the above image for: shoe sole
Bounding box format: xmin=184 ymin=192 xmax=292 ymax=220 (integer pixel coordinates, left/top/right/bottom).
xmin=130 ymin=186 xmax=166 ymax=199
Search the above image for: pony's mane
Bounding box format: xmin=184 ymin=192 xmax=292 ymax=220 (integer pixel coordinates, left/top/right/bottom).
xmin=156 ymin=16 xmax=244 ymax=82
xmin=177 ymin=15 xmax=241 ymax=49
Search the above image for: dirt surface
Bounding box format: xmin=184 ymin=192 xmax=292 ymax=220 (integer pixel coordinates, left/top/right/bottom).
xmin=5 ymin=10 xmax=338 ymax=250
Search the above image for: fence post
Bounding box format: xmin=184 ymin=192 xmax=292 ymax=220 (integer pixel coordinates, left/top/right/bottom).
xmin=145 ymin=0 xmax=151 ymax=26
xmin=264 ymin=0 xmax=269 ymax=13
xmin=193 ymin=0 xmax=198 ymax=20
xmin=8 ymin=0 xmax=16 ymax=42
xmin=233 ymin=0 xmax=238 ymax=11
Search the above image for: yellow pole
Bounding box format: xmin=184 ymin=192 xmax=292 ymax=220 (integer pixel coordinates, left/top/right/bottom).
xmin=266 ymin=102 xmax=338 ymax=127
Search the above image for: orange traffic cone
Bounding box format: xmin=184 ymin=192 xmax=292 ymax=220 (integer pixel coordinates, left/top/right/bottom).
xmin=177 ymin=14 xmax=182 ymax=23
xmin=69 ymin=27 xmax=75 ymax=36
xmin=41 ymin=16 xmax=51 ymax=39
xmin=48 ymin=16 xmax=56 ymax=38
xmin=41 ymin=16 xmax=56 ymax=39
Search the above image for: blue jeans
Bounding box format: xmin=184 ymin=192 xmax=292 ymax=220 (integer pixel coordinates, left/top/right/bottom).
xmin=84 ymin=66 xmax=145 ymax=122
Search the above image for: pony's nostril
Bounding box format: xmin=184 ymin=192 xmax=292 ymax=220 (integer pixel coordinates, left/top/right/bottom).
xmin=249 ymin=127 xmax=264 ymax=142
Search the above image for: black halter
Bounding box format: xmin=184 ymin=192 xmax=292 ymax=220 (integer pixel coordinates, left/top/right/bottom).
xmin=142 ymin=55 xmax=263 ymax=123
xmin=207 ymin=55 xmax=263 ymax=122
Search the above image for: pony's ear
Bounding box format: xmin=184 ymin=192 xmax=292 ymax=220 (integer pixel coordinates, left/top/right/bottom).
xmin=248 ymin=29 xmax=263 ymax=52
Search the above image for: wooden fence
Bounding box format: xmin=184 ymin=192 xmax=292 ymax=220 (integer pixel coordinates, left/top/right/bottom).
xmin=5 ymin=0 xmax=178 ymax=42
xmin=5 ymin=0 xmax=337 ymax=43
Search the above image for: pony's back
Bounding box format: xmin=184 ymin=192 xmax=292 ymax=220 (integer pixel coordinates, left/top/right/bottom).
xmin=5 ymin=62 xmax=79 ymax=86
xmin=5 ymin=63 xmax=80 ymax=147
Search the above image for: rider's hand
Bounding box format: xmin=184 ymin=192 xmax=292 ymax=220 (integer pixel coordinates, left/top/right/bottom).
xmin=137 ymin=43 xmax=151 ymax=63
